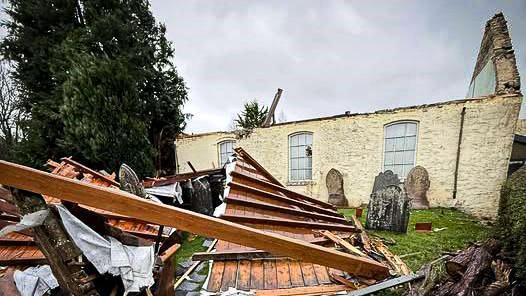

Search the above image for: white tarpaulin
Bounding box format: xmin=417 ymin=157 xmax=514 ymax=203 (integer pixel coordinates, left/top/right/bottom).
xmin=144 ymin=182 xmax=183 ymax=204
xmin=14 ymin=265 xmax=59 ymax=296
xmin=56 ymin=205 xmax=155 ymax=295
xmin=0 ymin=209 xmax=49 ymax=237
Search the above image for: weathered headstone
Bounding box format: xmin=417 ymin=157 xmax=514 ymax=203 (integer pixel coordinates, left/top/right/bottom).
xmin=366 ymin=171 xmax=410 ymax=233
xmin=405 ymin=166 xmax=431 ymax=209
xmin=372 ymin=170 xmax=400 ymax=193
xmin=326 ymin=168 xmax=348 ymax=207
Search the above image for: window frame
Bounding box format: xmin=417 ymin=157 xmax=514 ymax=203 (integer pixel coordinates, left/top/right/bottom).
xmin=288 ymin=132 xmax=313 ymax=182
xmin=382 ymin=121 xmax=419 ymax=179
xmin=217 ymin=140 xmax=235 ymax=167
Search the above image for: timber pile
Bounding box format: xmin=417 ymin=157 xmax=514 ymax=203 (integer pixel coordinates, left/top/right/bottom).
xmin=419 ymin=239 xmax=524 ymax=296
xmin=0 ymin=159 xmax=183 ymax=295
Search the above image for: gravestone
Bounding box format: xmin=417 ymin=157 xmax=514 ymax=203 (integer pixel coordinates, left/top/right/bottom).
xmin=326 ymin=168 xmax=348 ymax=207
xmin=372 ymin=170 xmax=400 ymax=193
xmin=366 ymin=171 xmax=410 ymax=233
xmin=405 ymin=166 xmax=431 ymax=209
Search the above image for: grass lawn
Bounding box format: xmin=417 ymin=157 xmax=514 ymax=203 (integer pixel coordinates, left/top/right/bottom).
xmin=339 ymin=207 xmax=490 ymax=271
xmin=174 ymin=233 xmax=207 ymax=266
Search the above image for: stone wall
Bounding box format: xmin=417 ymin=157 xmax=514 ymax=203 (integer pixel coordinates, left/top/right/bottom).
xmin=515 ymin=119 xmax=526 ymax=136
xmin=176 ymin=94 xmax=522 ymax=219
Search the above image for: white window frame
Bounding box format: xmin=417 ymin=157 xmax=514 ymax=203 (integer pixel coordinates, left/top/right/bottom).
xmin=288 ymin=132 xmax=313 ymax=182
xmin=218 ymin=140 xmax=235 ymax=167
xmin=382 ymin=121 xmax=419 ymax=179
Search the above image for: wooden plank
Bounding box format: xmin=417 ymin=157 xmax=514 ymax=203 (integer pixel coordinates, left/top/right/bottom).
xmin=351 ymin=215 xmax=372 ymax=253
xmin=319 ymin=230 xmax=368 ymax=257
xmin=263 ymin=259 xmax=278 ymax=289
xmin=237 ymin=260 xmax=252 ymax=290
xmin=193 ymin=250 xmax=277 ymax=261
xmin=221 ymin=214 xmax=358 ymax=232
xmin=234 ymin=148 xmax=283 ymax=186
xmin=207 ymin=261 xmax=225 ymax=292
xmin=0 ymin=257 xmax=47 ymax=265
xmin=60 ymin=158 xmax=119 ymax=187
xmin=229 ymin=181 xmax=340 ymax=217
xmin=288 ymin=260 xmax=304 ymax=287
xmin=329 ymin=273 xmax=359 ymax=290
xmin=159 ymin=243 xmax=180 ymax=263
xmin=143 ymin=168 xmax=223 ymax=188
xmin=221 ymin=261 xmax=239 ymax=291
xmin=276 ymin=260 xmax=292 ymax=289
xmin=250 ymin=260 xmax=264 ymax=289
xmin=313 ymin=264 xmax=332 ymax=284
xmin=0 ymin=160 xmax=389 ymax=279
xmin=300 ymin=262 xmax=319 ymax=286
xmin=225 ymin=196 xmax=349 ymax=224
xmin=255 ymin=285 xmax=350 ymax=296
xmin=231 ymin=169 xmax=336 ymax=210
xmin=0 ymin=200 xmax=19 ymax=216
xmin=0 ymin=238 xmax=35 ymax=246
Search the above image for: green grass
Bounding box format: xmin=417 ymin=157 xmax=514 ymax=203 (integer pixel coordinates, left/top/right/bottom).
xmin=174 ymin=233 xmax=208 ymax=266
xmin=339 ymin=207 xmax=490 ymax=271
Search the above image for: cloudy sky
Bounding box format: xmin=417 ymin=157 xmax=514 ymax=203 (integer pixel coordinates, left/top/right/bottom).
xmin=149 ymin=0 xmax=526 ymax=133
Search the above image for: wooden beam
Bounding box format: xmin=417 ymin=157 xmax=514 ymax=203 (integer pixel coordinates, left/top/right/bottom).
xmin=231 ymin=170 xmax=336 ymax=210
xmin=60 ymin=157 xmax=119 ymax=187
xmin=0 ymin=257 xmax=47 ymax=266
xmin=351 ymin=215 xmax=372 ymax=253
xmin=0 ymin=160 xmax=389 ymax=279
xmin=225 ymin=196 xmax=349 ymax=225
xmin=319 ymin=230 xmax=368 ymax=257
xmin=159 ymin=243 xmax=180 ymax=263
xmin=261 ymin=88 xmax=283 ymax=128
xmin=0 ymin=238 xmax=35 ymax=246
xmin=229 ymin=181 xmax=340 ymax=217
xmin=192 ymin=250 xmax=278 ymax=261
xmin=255 ymin=285 xmax=351 ymax=296
xmin=221 ymin=214 xmax=359 ymax=232
xmin=234 ymin=147 xmax=283 ymax=186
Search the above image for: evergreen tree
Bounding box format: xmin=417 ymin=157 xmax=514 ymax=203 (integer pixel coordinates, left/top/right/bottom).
xmin=2 ymin=0 xmax=188 ymax=176
xmin=234 ymin=100 xmax=269 ymax=130
xmin=1 ymin=0 xmax=80 ymax=166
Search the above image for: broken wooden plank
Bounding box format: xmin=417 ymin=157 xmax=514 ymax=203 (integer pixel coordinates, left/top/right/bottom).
xmin=347 ymin=274 xmax=424 ymax=296
xmin=221 ymin=214 xmax=358 ymax=232
xmin=234 ymin=147 xmax=284 ymax=187
xmin=329 ymin=273 xmax=359 ymax=290
xmin=231 ymin=169 xmax=337 ymax=211
xmin=60 ymin=158 xmax=119 ymax=187
xmin=319 ymin=230 xmax=368 ymax=257
xmin=225 ymin=196 xmax=349 ymax=224
xmin=159 ymin=243 xmax=180 ymax=263
xmin=0 ymin=238 xmax=36 ymax=246
xmin=255 ymin=284 xmax=351 ymax=295
xmin=372 ymin=239 xmax=411 ymax=276
xmin=229 ymin=181 xmax=340 ymax=217
xmin=0 ymin=160 xmax=389 ymax=279
xmin=351 ymin=215 xmax=373 ymax=253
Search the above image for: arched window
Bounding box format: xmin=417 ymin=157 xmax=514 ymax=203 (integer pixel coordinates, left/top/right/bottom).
xmin=218 ymin=140 xmax=235 ymax=167
xmin=289 ymin=132 xmax=313 ymax=181
xmin=383 ymin=121 xmax=418 ymax=178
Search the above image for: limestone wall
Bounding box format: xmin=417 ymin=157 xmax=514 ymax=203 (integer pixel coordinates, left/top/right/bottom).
xmin=176 ymin=94 xmax=522 ymax=218
xmin=176 ymin=131 xmax=235 ymax=172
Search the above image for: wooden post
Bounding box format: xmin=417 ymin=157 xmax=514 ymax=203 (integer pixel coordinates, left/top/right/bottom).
xmin=262 ymin=88 xmax=283 ymax=127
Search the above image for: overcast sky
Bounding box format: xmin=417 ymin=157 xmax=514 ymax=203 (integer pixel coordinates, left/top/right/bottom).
xmin=150 ymin=0 xmax=525 ymax=133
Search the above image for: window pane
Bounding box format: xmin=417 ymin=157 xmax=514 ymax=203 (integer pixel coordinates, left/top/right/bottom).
xmin=406 ymin=123 xmax=417 ymax=136
xmin=404 ymin=150 xmax=415 ymax=164
xmin=388 ymin=124 xmax=405 ymax=137
xmin=393 ymin=165 xmax=403 ymax=177
xmin=395 ymin=151 xmax=404 ymax=164
xmin=385 ymin=138 xmax=395 ymax=152
xmin=291 ymin=170 xmax=298 ymax=180
xmin=305 ymin=169 xmax=312 ymax=180
xmin=305 ymin=134 xmax=313 ymax=145
xmin=405 ymin=136 xmax=416 ymax=150
xmin=384 ymin=152 xmax=394 ymax=165
xmin=291 ymin=135 xmax=298 ymax=146
xmin=291 ymin=146 xmax=298 ymax=158
xmin=298 ymin=134 xmax=305 ymax=145
xmin=395 ymin=137 xmax=405 ymax=151
xmin=291 ymin=158 xmax=299 ymax=170
xmin=306 ymin=157 xmax=312 ymax=170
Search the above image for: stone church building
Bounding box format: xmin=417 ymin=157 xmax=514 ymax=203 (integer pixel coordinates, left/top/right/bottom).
xmin=175 ymin=13 xmax=522 ymax=219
